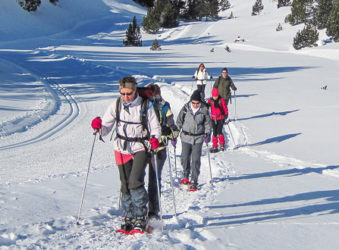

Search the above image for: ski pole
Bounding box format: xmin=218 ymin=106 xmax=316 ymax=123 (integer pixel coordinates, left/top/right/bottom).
xmin=234 ymin=90 xmax=237 ymax=120
xmin=173 ymin=145 xmax=178 ymax=179
xmin=76 ymin=131 xmax=98 ymax=225
xmin=167 ymin=148 xmax=178 ymax=221
xmin=152 ymin=152 xmax=164 ymax=232
xmin=206 ymin=142 xmax=213 ymax=184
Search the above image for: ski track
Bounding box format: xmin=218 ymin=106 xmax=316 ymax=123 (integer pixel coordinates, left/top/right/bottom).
xmin=0 ymin=55 xmax=80 ymax=151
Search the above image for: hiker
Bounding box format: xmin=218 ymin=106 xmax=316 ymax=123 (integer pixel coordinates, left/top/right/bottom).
xmin=208 ymin=88 xmax=228 ymax=153
xmin=91 ymin=76 xmax=161 ymax=233
xmin=146 ymin=84 xmax=180 ymax=220
xmin=193 ymin=63 xmax=212 ymax=100
xmin=176 ymin=90 xmax=211 ymax=191
xmin=213 ymin=67 xmax=237 ymax=105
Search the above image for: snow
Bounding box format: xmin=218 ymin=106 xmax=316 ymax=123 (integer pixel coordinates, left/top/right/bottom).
xmin=1 ymin=0 xmax=339 ymax=249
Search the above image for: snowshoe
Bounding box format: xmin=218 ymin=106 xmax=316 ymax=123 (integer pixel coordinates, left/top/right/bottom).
xmin=180 ymin=178 xmax=190 ymax=185
xmin=116 ymin=217 xmax=134 ymax=234
xmin=188 ymin=182 xmax=198 ymax=192
xmin=220 ymin=146 xmax=225 ymax=151
xmin=129 ymin=216 xmax=147 ymax=235
xmin=209 ymin=147 xmax=219 ymax=153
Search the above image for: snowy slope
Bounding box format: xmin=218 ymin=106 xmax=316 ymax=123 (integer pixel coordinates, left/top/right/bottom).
xmin=1 ymin=0 xmax=339 ymax=249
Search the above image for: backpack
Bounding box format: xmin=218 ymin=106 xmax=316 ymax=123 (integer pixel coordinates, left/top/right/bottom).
xmin=114 ymin=87 xmax=154 ymax=150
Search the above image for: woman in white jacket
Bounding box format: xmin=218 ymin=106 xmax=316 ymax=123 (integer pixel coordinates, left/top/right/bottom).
xmin=193 ymin=63 xmax=212 ymax=100
xmin=91 ymin=76 xmax=161 ymax=233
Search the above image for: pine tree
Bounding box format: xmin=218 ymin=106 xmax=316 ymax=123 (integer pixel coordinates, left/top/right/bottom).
xmin=150 ymin=39 xmax=162 ymax=50
xmin=252 ymin=0 xmax=264 ymax=16
xmin=287 ymin=0 xmax=313 ymax=25
xmin=123 ymin=16 xmax=142 ymax=46
xmin=228 ymin=11 xmax=234 ymax=19
xmin=49 ymin=0 xmax=58 ymax=5
xmin=18 ymin=0 xmax=41 ymax=12
xmin=219 ymin=0 xmax=231 ymax=11
xmin=326 ymin=0 xmax=339 ymax=41
xmin=277 ymin=0 xmax=291 ymax=8
xmin=143 ymin=7 xmax=161 ymax=33
xmin=293 ymin=24 xmax=319 ymax=49
xmin=207 ymin=0 xmax=219 ymax=20
xmin=276 ymin=23 xmax=283 ymax=31
xmin=314 ymin=0 xmax=333 ymax=29
xmin=160 ymin=1 xmax=179 ymax=27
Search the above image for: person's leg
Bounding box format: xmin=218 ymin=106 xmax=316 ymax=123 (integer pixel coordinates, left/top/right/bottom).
xmin=217 ymin=119 xmax=226 ymax=150
xmin=190 ymin=143 xmax=203 ymax=185
xmin=181 ymin=141 xmax=192 ymax=180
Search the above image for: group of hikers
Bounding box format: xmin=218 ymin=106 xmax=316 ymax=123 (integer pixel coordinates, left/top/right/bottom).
xmin=90 ymin=65 xmax=237 ymax=233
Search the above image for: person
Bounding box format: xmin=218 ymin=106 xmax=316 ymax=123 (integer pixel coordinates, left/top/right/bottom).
xmin=213 ymin=67 xmax=237 ymax=105
xmin=146 ymin=84 xmax=180 ymax=220
xmin=208 ymin=88 xmax=228 ymax=153
xmin=176 ymin=90 xmax=211 ymax=190
xmin=91 ymin=76 xmax=161 ymax=233
xmin=193 ymin=63 xmax=212 ymax=100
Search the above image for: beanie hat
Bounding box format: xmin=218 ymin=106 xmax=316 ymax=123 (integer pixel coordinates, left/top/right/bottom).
xmin=190 ymin=90 xmax=201 ymax=102
xmin=212 ymin=88 xmax=219 ymax=97
xmin=120 ymin=76 xmax=137 ymax=90
xmin=222 ymin=67 xmax=228 ymax=73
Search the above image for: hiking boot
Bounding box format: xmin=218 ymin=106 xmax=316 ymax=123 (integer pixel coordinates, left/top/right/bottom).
xmin=120 ymin=217 xmax=134 ymax=232
xmin=210 ymin=147 xmax=219 ymax=153
xmin=189 ymin=182 xmax=198 ymax=190
xmin=220 ymin=145 xmax=225 ymax=151
xmin=133 ymin=216 xmax=147 ymax=232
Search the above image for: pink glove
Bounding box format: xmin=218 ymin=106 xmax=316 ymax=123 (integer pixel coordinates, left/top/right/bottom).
xmin=149 ymin=137 xmax=160 ymax=150
xmin=91 ymin=117 xmax=102 ymax=132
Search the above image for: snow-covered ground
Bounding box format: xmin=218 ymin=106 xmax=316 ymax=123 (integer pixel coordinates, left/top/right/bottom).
xmin=1 ymin=0 xmax=339 ymax=249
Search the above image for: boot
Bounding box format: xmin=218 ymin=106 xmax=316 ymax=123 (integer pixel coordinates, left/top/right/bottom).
xmin=210 ymin=147 xmax=219 ymax=153
xmin=120 ymin=217 xmax=134 ymax=232
xmin=133 ymin=216 xmax=147 ymax=232
xmin=218 ymin=134 xmax=226 ymax=150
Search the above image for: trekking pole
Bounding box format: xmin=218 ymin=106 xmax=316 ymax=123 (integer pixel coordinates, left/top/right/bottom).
xmin=206 ymin=142 xmax=213 ymax=184
xmin=234 ymin=90 xmax=237 ymax=120
xmin=152 ymin=152 xmax=164 ymax=232
xmin=76 ymin=131 xmax=98 ymax=225
xmin=173 ymin=145 xmax=178 ymax=179
xmin=226 ymin=121 xmax=236 ymax=147
xmin=167 ymin=148 xmax=178 ymax=221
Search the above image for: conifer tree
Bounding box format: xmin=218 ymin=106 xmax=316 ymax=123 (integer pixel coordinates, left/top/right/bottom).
xmin=314 ymin=0 xmax=333 ymax=29
xmin=277 ymin=0 xmax=291 ymax=8
xmin=18 ymin=0 xmax=41 ymax=12
xmin=206 ymin=0 xmax=219 ymax=20
xmin=219 ymin=0 xmax=231 ymax=11
xmin=287 ymin=0 xmax=313 ymax=25
xmin=123 ymin=16 xmax=142 ymax=46
xmin=150 ymin=39 xmax=162 ymax=50
xmin=252 ymin=0 xmax=264 ymax=16
xmin=293 ymin=24 xmax=319 ymax=49
xmin=326 ymin=0 xmax=339 ymax=41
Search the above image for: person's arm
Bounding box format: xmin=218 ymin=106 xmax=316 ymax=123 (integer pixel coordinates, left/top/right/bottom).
xmin=101 ymin=101 xmax=117 ymax=136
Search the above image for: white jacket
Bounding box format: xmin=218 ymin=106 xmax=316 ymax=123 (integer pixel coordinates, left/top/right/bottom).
xmin=194 ymin=69 xmax=211 ymax=85
xmin=101 ymin=94 xmax=161 ymax=154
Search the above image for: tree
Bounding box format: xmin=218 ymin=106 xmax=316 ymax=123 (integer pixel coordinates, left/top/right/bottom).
xmin=326 ymin=0 xmax=339 ymax=41
xmin=150 ymin=39 xmax=162 ymax=50
xmin=18 ymin=0 xmax=41 ymax=12
xmin=206 ymin=0 xmax=219 ymax=20
xmin=160 ymin=1 xmax=179 ymax=27
xmin=252 ymin=0 xmax=264 ymax=16
xmin=277 ymin=0 xmax=291 ymax=8
xmin=219 ymin=0 xmax=231 ymax=11
xmin=276 ymin=23 xmax=283 ymax=31
xmin=314 ymin=0 xmax=333 ymax=29
xmin=293 ymin=24 xmax=319 ymax=49
xmin=49 ymin=0 xmax=58 ymax=5
xmin=123 ymin=16 xmax=142 ymax=46
xmin=287 ymin=0 xmax=313 ymax=25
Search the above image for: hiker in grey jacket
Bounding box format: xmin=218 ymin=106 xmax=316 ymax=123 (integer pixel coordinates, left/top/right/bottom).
xmin=91 ymin=76 xmax=161 ymax=233
xmin=213 ymin=67 xmax=237 ymax=105
xmin=176 ymin=90 xmax=211 ymax=190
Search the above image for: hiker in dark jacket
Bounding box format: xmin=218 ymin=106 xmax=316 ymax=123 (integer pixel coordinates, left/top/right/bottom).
xmin=176 ymin=90 xmax=211 ymax=190
xmin=208 ymin=88 xmax=228 ymax=153
xmin=213 ymin=67 xmax=237 ymax=105
xmin=146 ymin=84 xmax=179 ymax=220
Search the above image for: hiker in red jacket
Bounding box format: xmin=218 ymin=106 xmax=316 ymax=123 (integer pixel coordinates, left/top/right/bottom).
xmin=207 ymin=88 xmax=228 ymax=153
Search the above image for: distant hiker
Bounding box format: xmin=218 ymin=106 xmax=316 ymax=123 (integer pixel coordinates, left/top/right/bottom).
xmin=213 ymin=67 xmax=237 ymax=105
xmin=91 ymin=76 xmax=161 ymax=233
xmin=176 ymin=90 xmax=211 ymax=191
xmin=192 ymin=63 xmax=212 ymax=100
xmin=146 ymin=84 xmax=179 ymax=220
xmin=208 ymin=88 xmax=228 ymax=153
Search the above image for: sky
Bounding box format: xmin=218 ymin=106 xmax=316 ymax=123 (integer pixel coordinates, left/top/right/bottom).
xmin=0 ymin=0 xmax=339 ymax=249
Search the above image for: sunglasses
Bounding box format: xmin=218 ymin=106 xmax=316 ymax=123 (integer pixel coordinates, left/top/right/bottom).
xmin=192 ymin=101 xmax=200 ymax=105
xmin=120 ymin=91 xmax=134 ymax=96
